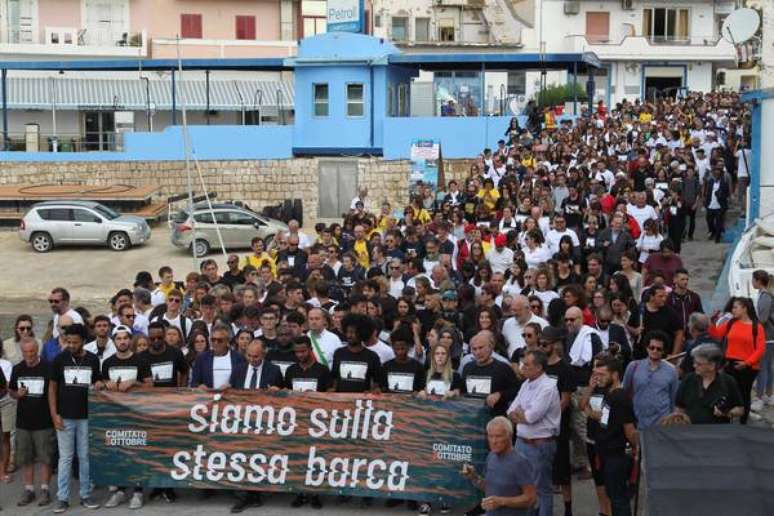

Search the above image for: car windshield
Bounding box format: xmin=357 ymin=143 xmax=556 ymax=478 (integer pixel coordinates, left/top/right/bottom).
xmin=93 ymin=205 xmax=120 ymax=220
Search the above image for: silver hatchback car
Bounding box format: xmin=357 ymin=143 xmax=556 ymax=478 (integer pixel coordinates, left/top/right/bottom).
xmin=170 ymin=203 xmax=288 ymax=257
xmin=19 ymin=201 xmax=152 ymax=253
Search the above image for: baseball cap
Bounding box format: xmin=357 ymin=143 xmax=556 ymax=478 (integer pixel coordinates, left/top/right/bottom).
xmin=495 ymin=234 xmax=507 ymax=247
xmin=112 ymin=325 xmax=133 ymax=338
xmin=464 ymin=223 xmax=477 ymax=234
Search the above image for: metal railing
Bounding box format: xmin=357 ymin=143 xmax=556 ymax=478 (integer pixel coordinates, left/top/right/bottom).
xmin=1 ymin=28 xmax=144 ymax=48
xmin=2 ymin=132 xmax=118 ymax=152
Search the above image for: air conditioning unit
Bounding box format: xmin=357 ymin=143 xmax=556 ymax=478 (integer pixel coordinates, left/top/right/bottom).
xmin=564 ymin=1 xmax=580 ymax=15
xmin=621 ymin=0 xmax=634 ymax=10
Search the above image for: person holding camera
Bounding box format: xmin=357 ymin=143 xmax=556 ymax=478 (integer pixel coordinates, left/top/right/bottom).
xmin=674 ymin=344 xmax=744 ymax=424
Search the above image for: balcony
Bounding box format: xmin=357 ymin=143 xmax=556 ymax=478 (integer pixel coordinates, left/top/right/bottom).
xmin=151 ymin=38 xmax=298 ymax=59
xmin=0 ymin=27 xmax=149 ymax=57
xmin=563 ymin=34 xmax=737 ymax=63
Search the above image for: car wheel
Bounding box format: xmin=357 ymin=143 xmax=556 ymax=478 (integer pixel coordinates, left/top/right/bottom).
xmin=193 ymin=239 xmax=210 ymax=257
xmin=31 ymin=232 xmax=53 ymax=253
xmin=108 ymin=231 xmax=130 ymax=251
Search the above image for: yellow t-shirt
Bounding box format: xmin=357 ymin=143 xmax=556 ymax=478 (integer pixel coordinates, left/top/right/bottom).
xmin=639 ymin=112 xmax=653 ymax=124
xmin=157 ymin=283 xmax=175 ymax=298
xmin=353 ymin=239 xmax=370 ymax=269
xmin=477 ymin=188 xmax=500 ymax=212
xmin=242 ymin=252 xmax=277 ymax=276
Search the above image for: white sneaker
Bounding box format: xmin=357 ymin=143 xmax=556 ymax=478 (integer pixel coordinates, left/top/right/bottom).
xmin=104 ymin=491 xmax=125 ymax=508
xmin=764 ymin=395 xmax=774 ymax=406
xmin=749 ymin=412 xmax=763 ymax=422
xmin=751 ymin=399 xmax=764 ymax=412
xmin=129 ymin=492 xmax=143 ymax=510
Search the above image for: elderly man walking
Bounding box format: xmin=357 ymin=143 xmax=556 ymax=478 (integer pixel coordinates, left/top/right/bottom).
xmin=462 ymin=416 xmax=537 ymax=515
xmin=507 ymin=350 xmax=561 ymax=516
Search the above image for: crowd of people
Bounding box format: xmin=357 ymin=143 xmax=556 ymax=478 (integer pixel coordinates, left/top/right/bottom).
xmin=0 ymin=91 xmax=769 ymax=516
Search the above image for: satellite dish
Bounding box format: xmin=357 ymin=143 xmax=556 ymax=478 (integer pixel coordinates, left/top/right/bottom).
xmin=721 ymin=8 xmax=760 ymax=44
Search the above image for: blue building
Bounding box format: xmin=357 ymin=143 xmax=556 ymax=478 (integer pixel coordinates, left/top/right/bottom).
xmin=0 ymin=32 xmax=599 ymax=162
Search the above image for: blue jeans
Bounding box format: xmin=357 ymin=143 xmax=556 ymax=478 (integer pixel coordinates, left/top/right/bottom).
xmin=57 ymin=418 xmax=91 ymax=502
xmin=516 ymin=438 xmax=556 ymax=516
xmin=756 ymin=342 xmax=774 ymax=396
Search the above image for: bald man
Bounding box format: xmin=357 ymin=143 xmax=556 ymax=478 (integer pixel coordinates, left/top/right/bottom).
xmin=461 ymin=331 xmax=520 ymax=417
xmin=502 ymin=295 xmax=548 ymax=357
xmin=565 ymin=306 xmax=604 ymax=475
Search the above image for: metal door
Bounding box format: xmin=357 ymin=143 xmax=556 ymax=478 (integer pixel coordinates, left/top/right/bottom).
xmin=318 ymin=161 xmax=358 ymax=219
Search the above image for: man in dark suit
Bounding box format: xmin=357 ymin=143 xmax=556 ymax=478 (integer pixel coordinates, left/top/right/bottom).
xmin=231 ymin=339 xmax=284 ymax=391
xmin=190 ymin=324 xmax=246 ymax=389
xmin=703 ymin=165 xmax=730 ymax=243
xmin=230 ymin=339 xmax=283 ymax=514
xmin=595 ymin=213 xmax=635 ymax=274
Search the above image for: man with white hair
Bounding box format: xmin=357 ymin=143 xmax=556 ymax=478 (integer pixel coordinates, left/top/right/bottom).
xmin=461 ymin=416 xmax=537 ymax=515
xmin=287 ymin=219 xmax=312 ymax=250
xmin=502 ymin=296 xmax=548 ymax=357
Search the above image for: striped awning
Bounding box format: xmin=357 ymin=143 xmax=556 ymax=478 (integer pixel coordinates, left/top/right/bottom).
xmin=5 ymin=77 xmax=294 ymax=111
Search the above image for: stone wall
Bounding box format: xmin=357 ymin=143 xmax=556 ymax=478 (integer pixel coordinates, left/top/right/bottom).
xmin=0 ymin=157 xmax=477 ymax=225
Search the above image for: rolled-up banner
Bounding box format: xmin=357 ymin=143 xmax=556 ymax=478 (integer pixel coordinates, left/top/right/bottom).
xmin=89 ymin=389 xmax=489 ymax=506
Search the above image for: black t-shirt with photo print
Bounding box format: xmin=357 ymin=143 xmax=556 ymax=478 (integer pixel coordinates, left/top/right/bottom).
xmin=594 ymin=387 xmax=636 ymax=457
xmin=10 ymin=360 xmax=53 ymax=430
xmin=331 ymin=346 xmax=382 ymax=393
xmin=101 ymin=354 xmax=151 ymax=386
xmin=284 ymin=362 xmax=331 ymax=392
xmin=140 ymin=346 xmax=189 ymax=387
xmin=381 ymin=358 xmax=426 ymax=393
xmin=51 ymin=350 xmax=101 ymax=420
xmin=461 ymin=359 xmax=520 ymax=415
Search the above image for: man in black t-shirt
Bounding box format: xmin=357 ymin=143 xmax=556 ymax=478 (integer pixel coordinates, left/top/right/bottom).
xmin=461 ymin=330 xmax=520 ymax=417
xmin=141 ymin=322 xmax=189 ymax=388
xmin=101 ymin=326 xmax=152 ymax=510
xmin=285 ymin=336 xmax=330 ymax=510
xmin=48 ymin=324 xmax=102 ymax=513
xmin=585 ymin=355 xmax=639 ymax=516
xmin=332 ymin=314 xmax=382 ymax=393
xmin=381 ymin=327 xmax=426 ymax=394
xmin=9 ymin=337 xmax=54 ymax=507
xmin=141 ymin=321 xmax=186 ymax=503
xmin=285 ymin=336 xmax=331 ymax=394
xmin=641 ymin=285 xmax=684 ymax=356
xmin=540 ymin=327 xmax=576 ymax=516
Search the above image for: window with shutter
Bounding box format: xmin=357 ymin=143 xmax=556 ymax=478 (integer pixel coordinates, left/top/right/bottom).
xmin=181 ymin=14 xmax=202 ymax=39
xmin=236 ymin=15 xmax=256 ymax=40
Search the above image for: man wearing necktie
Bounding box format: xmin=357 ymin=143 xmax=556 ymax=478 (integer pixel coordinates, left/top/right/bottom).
xmin=230 ymin=339 xmax=283 ymax=514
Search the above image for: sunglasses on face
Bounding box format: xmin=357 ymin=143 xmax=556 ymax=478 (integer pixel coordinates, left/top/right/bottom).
xmin=648 ymin=346 xmax=664 ymax=352
xmin=48 ymin=299 xmax=61 ymax=304
xmin=168 ymin=298 xmax=181 ymax=304
xmin=17 ymin=326 xmax=32 ymax=331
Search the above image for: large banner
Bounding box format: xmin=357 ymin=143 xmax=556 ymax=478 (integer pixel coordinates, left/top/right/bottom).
xmin=90 ymin=389 xmax=488 ymax=506
xmin=409 ymin=139 xmax=441 ymax=199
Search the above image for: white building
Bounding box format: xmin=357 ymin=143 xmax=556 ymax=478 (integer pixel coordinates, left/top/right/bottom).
xmin=372 ymin=0 xmax=743 ymax=111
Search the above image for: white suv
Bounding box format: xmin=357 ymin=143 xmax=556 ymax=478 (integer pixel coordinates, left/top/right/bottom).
xmin=19 ymin=201 xmax=152 ymax=253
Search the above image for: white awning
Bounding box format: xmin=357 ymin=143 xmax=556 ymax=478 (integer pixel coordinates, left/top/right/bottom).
xmin=5 ymin=77 xmax=294 ymax=111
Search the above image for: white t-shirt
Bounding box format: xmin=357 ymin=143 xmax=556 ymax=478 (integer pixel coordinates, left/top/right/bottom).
xmin=545 ymin=228 xmax=580 ymax=255
xmin=626 ymin=203 xmax=659 ymax=231
xmin=212 ymin=351 xmax=233 ymax=389
xmin=0 ymin=359 xmax=11 ymax=403
xmin=737 ymin=149 xmax=751 ymax=179
xmin=502 ymin=314 xmax=549 ymax=357
xmin=486 ymin=247 xmax=515 ymax=274
xmin=366 ymin=340 xmax=396 ymax=365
